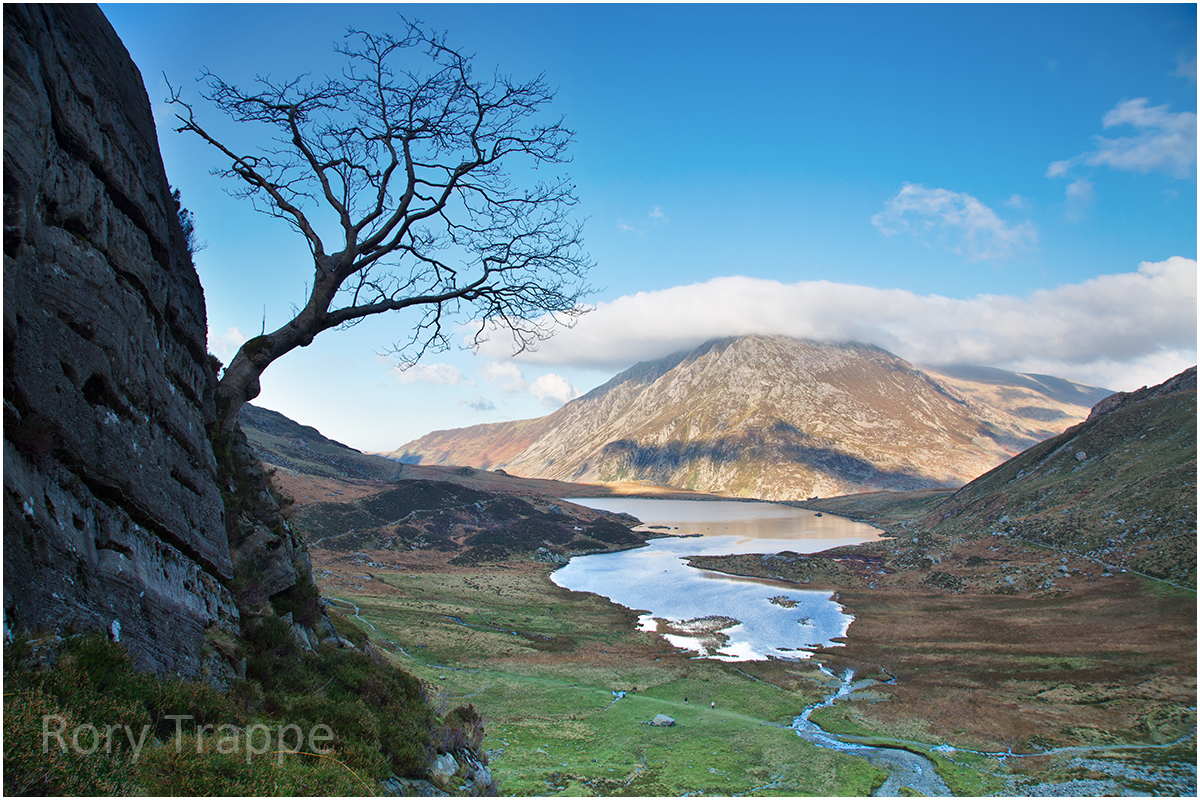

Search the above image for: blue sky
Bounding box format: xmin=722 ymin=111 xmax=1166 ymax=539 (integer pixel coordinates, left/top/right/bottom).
xmin=102 ymin=3 xmax=1197 ymax=452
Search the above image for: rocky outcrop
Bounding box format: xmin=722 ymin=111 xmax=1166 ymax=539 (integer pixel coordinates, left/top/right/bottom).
xmin=2 ymin=4 xmax=239 ymax=678
xmin=1087 ymin=365 xmax=1196 ymax=420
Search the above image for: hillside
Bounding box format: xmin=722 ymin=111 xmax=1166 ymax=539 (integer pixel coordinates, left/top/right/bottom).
xmin=793 ymin=365 xmax=1197 ymax=588
xmin=913 ymin=365 xmax=1197 ymax=586
xmin=390 ymin=335 xmax=1109 ymax=500
xmin=240 ymin=403 xmax=408 ymax=482
xmin=237 ymin=403 xmax=663 ymax=568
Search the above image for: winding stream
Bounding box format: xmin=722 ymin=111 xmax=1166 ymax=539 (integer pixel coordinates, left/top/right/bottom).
xmin=555 ymin=498 xmax=952 ymax=794
xmin=793 ymin=666 xmax=951 ymax=797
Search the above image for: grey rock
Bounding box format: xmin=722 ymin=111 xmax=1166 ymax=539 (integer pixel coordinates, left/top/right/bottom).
xmin=534 ymin=546 xmax=569 ymax=565
xmin=431 ymin=752 xmax=458 ymax=778
xmin=2 ymin=4 xmax=241 ymax=678
xmin=235 ymin=524 xmax=298 ymax=597
xmin=382 ymin=775 xmax=450 ymax=797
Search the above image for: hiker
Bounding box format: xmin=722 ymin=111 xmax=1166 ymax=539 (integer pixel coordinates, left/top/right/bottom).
xmin=710 ymin=701 xmax=715 ymax=709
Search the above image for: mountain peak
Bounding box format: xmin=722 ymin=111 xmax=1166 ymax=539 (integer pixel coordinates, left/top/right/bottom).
xmin=391 ymin=336 xmax=1110 ymax=500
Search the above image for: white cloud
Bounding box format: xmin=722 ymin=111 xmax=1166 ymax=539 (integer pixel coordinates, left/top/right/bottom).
xmin=479 ymin=361 xmax=527 ymax=394
xmin=529 ymin=373 xmax=581 ymax=409
xmin=1048 ymin=98 xmax=1197 ymax=180
xmin=1065 ymin=179 xmax=1094 ymax=221
xmin=475 ymin=257 xmax=1197 ymax=392
xmin=207 ymin=326 xmax=248 ymax=363
xmin=617 ymin=205 xmax=669 ymax=236
xmin=479 ymin=361 xmax=579 ymax=409
xmin=388 ymin=362 xmax=473 ymax=386
xmin=872 ymin=183 xmax=1037 ymax=261
xmin=1175 ymin=52 xmax=1196 ymax=84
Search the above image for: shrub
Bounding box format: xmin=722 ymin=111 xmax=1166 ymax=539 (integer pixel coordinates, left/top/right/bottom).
xmin=272 ymin=577 xmax=323 ymax=628
xmin=5 ymin=606 xmax=458 ymax=793
xmin=433 ymin=704 xmax=486 ymax=755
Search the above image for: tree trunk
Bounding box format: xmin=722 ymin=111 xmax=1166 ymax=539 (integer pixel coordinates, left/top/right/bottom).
xmin=213 ymin=341 xmax=271 ymax=435
xmin=213 ymin=274 xmax=341 ymax=434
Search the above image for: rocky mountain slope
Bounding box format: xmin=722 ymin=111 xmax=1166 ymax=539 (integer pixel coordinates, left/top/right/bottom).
xmin=3 ymin=0 xmax=388 ymax=685
xmin=390 ymin=335 xmax=1109 ymax=500
xmin=913 ymin=365 xmax=1196 ymax=587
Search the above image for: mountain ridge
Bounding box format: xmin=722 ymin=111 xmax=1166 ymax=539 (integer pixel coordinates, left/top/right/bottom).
xmin=389 ymin=335 xmax=1110 ymax=500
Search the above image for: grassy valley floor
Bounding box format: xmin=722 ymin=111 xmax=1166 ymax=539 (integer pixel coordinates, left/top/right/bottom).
xmin=312 ymin=549 xmax=887 ymax=796
xmin=285 ymin=469 xmax=1193 ymax=796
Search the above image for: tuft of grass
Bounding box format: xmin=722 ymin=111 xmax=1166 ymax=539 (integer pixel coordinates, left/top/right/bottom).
xmin=922 ymin=748 xmax=1008 ymax=796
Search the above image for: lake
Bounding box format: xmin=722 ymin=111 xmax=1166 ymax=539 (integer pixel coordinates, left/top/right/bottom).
xmin=552 ymin=498 xmax=882 ymax=661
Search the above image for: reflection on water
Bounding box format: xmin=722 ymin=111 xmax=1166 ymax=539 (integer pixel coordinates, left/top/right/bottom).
xmin=552 ymin=498 xmax=881 ymax=661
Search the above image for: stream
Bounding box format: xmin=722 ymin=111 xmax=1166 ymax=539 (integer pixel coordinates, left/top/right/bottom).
xmin=792 ymin=666 xmax=952 ymax=797
xmin=557 ymin=497 xmax=951 ymax=795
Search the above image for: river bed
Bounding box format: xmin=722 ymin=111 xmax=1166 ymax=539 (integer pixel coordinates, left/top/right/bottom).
xmin=553 ymin=497 xmax=880 ymax=660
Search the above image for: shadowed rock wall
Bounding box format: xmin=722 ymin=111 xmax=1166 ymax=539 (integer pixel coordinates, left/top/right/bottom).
xmin=4 ymin=3 xmax=239 ymax=677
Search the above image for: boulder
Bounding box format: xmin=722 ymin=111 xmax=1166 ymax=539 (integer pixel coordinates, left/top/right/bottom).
xmin=431 ymin=752 xmax=458 ymax=778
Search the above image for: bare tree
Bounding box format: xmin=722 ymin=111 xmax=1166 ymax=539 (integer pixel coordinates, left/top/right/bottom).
xmin=168 ymin=19 xmax=592 ymax=433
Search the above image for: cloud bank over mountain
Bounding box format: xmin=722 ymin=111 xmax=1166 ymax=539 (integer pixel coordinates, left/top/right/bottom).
xmin=477 ymin=256 xmax=1196 ymax=392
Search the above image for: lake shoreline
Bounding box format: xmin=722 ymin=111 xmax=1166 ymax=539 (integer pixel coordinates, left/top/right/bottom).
xmin=555 ymin=497 xmax=881 ymax=661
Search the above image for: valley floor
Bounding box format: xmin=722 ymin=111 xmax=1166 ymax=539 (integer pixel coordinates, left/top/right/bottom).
xmin=283 ymin=469 xmax=1194 ymax=796
xmin=698 ymin=493 xmax=1197 ymax=795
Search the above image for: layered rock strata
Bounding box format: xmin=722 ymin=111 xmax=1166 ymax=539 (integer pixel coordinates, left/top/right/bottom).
xmin=3 ymin=3 xmax=238 ymax=677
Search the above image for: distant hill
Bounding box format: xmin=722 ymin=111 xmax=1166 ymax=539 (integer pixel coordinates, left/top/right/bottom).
xmin=240 ymin=403 xmax=407 ymax=482
xmin=237 ymin=404 xmax=654 ymax=566
xmin=913 ymin=366 xmax=1196 ymax=587
xmin=919 ymin=364 xmax=1111 ymax=423
xmin=388 ymin=335 xmax=1110 ymax=500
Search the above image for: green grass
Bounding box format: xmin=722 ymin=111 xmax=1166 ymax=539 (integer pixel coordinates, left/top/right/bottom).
xmin=3 ymin=634 xmax=378 ymax=796
xmin=331 ymin=567 xmax=892 ymax=796
xmin=922 ymin=748 xmax=1008 ymax=796
xmin=471 ymin=676 xmax=884 ymax=796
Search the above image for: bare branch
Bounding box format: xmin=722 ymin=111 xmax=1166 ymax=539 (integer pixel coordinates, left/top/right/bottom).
xmin=169 ymin=21 xmax=592 ymax=431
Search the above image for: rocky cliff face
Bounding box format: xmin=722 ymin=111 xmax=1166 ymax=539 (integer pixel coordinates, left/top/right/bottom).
xmin=2 ymin=4 xmax=237 ymax=677
xmin=393 ymin=335 xmax=1107 ymax=500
